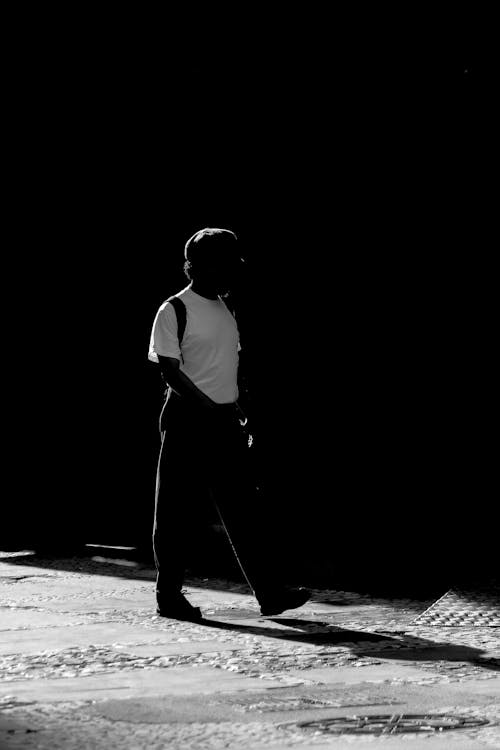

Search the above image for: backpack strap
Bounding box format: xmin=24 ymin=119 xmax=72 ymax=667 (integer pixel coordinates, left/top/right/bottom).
xmin=168 ymin=296 xmax=187 ymax=362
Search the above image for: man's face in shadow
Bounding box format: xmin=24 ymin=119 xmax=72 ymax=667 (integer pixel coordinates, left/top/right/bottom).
xmin=192 ymin=249 xmax=245 ymax=297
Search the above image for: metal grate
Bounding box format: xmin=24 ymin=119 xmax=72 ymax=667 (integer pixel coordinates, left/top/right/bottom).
xmin=413 ymin=586 xmax=500 ymax=626
xmin=295 ymin=713 xmax=489 ymax=735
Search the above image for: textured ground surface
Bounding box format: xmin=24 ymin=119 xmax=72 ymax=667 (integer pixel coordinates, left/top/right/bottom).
xmin=0 ymin=550 xmax=499 ymax=749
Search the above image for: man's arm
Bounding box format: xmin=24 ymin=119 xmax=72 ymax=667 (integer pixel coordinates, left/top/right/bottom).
xmin=158 ymin=356 xmax=217 ymax=413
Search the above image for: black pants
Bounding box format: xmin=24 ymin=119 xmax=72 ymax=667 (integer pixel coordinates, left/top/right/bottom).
xmin=153 ymin=391 xmax=284 ymax=607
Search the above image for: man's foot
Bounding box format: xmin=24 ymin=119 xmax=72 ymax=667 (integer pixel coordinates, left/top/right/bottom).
xmin=258 ymin=587 xmax=311 ymax=616
xmin=156 ymin=592 xmax=203 ymax=622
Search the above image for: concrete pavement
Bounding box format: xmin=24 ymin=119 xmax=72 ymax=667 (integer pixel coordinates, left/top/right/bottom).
xmin=0 ymin=550 xmax=499 ymax=749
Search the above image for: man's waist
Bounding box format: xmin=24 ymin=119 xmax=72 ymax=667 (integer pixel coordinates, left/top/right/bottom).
xmin=167 ymin=389 xmax=238 ymax=408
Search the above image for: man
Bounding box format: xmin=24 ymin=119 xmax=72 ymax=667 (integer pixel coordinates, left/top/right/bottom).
xmin=148 ymin=227 xmax=310 ymax=621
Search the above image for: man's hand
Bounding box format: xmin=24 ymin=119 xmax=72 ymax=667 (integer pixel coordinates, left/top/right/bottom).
xmin=203 ymin=402 xmax=250 ymax=440
xmin=158 ymin=355 xmax=250 ymax=441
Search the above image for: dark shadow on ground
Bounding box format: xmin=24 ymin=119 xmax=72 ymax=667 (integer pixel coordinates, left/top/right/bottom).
xmin=3 ymin=550 xmax=497 ymax=612
xmin=0 ymin=549 xmax=453 ymax=606
xmin=199 ymin=618 xmax=397 ymax=646
xmin=197 ymin=617 xmax=500 ymax=672
xmin=0 ymin=549 xmax=158 ymax=582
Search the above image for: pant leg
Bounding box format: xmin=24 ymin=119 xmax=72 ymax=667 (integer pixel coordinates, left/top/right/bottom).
xmin=153 ymin=394 xmax=207 ymax=605
xmin=206 ymin=407 xmax=286 ymax=600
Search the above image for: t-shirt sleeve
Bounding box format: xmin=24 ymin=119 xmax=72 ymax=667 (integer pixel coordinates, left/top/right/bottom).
xmin=148 ymin=301 xmax=182 ymax=363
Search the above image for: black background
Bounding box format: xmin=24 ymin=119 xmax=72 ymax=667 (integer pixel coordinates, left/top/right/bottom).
xmin=3 ymin=12 xmax=495 ymax=587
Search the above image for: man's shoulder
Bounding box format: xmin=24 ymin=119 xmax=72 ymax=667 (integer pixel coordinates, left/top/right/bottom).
xmin=174 ymin=287 xmax=192 ymax=303
xmin=158 ymin=287 xmax=191 ymax=312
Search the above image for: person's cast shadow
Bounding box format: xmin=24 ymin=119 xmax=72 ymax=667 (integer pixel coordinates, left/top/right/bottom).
xmin=196 ymin=615 xmax=500 ymax=673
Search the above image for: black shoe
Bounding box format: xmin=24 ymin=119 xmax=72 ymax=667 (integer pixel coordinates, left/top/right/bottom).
xmin=156 ymin=592 xmax=203 ymax=622
xmin=258 ymin=587 xmax=311 ymax=616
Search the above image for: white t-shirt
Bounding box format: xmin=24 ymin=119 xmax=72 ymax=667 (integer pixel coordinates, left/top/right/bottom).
xmin=148 ymin=286 xmax=240 ymax=404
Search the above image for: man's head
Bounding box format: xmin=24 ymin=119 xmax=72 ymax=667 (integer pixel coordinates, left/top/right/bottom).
xmin=184 ymin=227 xmax=244 ymax=296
